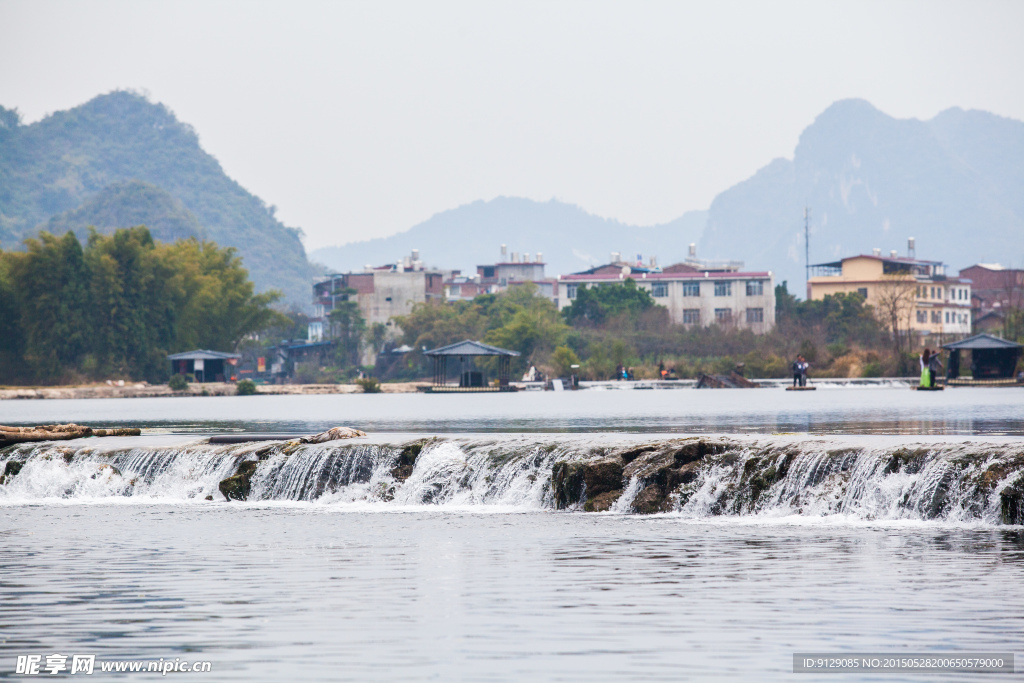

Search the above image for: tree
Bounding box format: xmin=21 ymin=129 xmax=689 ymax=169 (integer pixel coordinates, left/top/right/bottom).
xmin=873 ymin=275 xmax=918 ymax=369
xmin=0 ymin=227 xmax=289 ymax=384
xmin=6 ymin=231 xmax=91 ymax=379
xmin=562 ymin=278 xmax=655 ymax=326
xmin=327 ymin=287 xmax=366 ymax=368
xmin=550 ymin=346 xmax=580 ymax=377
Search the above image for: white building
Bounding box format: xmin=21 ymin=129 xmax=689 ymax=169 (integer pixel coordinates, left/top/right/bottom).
xmin=555 ymin=265 xmax=776 ymax=332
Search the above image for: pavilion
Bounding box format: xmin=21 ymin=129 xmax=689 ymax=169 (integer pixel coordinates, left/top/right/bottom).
xmin=942 ymin=334 xmax=1022 ymax=385
xmin=424 ymin=340 xmax=519 ymax=392
xmin=167 ymin=350 xmax=242 ymax=383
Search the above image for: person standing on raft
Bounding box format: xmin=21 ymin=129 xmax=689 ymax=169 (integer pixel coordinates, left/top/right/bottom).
xmin=792 ymin=355 xmax=804 ymax=387
xmin=920 ymin=349 xmax=932 ymax=388
xmin=928 ymin=350 xmax=943 ymax=388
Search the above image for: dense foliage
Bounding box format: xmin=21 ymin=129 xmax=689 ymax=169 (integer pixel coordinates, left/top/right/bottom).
xmin=392 ymin=284 xmax=568 ymax=377
xmin=0 ymin=227 xmax=286 ymax=384
xmin=0 ymin=92 xmax=311 ymax=306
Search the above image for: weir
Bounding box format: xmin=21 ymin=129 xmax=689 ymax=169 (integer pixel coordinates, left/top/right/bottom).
xmin=1 ymin=435 xmax=1023 ymax=524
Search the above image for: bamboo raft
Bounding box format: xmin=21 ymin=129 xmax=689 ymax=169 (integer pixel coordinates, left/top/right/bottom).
xmin=0 ymin=424 xmax=141 ymax=444
xmin=785 ymin=386 xmax=817 ymax=391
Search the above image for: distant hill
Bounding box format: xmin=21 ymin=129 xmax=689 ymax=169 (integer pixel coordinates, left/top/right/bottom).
xmin=311 ymin=197 xmax=707 ymax=276
xmin=42 ymin=180 xmax=206 ymax=244
xmin=700 ymin=99 xmax=1024 ymax=292
xmin=0 ymin=92 xmax=312 ymax=307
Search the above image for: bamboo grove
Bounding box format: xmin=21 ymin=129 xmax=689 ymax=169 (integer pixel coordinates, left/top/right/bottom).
xmin=0 ymin=227 xmax=285 ymax=384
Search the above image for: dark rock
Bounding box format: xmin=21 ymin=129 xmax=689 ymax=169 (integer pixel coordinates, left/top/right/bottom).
xmin=237 ymin=461 xmax=259 ymax=478
xmin=219 ymin=474 xmax=251 ymax=501
xmin=204 ymin=494 xmax=214 ymax=501
xmin=583 ymin=459 xmax=623 ymax=498
xmin=620 ymin=445 xmax=656 ymax=464
xmin=633 ymin=484 xmax=672 ymax=514
xmin=391 ymin=441 xmax=424 ymax=481
xmin=218 ymin=460 xmax=261 ymax=501
xmin=672 ymin=440 xmax=726 ymax=467
xmin=551 ymin=461 xmax=585 ymax=509
xmin=3 ymin=460 xmax=24 ymax=481
xmin=667 ymin=460 xmax=702 ymax=490
xmin=1000 ymin=477 xmax=1024 ymax=525
xmin=552 ymin=458 xmax=624 ymax=509
xmin=584 ymin=489 xmax=622 ymax=512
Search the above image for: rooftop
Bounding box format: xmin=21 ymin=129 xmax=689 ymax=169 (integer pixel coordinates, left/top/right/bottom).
xmin=425 ymin=340 xmax=520 ymax=357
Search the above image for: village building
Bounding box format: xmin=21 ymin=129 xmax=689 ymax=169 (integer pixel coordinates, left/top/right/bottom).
xmin=555 ymin=249 xmax=776 ymax=332
xmin=958 ymin=263 xmax=1024 ymax=334
xmin=444 ymin=245 xmax=556 ymax=302
xmin=807 ymin=241 xmax=972 ymax=341
xmin=308 ymin=250 xmax=448 ymax=342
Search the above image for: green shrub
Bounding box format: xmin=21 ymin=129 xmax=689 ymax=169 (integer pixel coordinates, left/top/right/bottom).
xmin=168 ymin=374 xmax=189 ymax=391
xmin=355 ymin=377 xmax=381 ymax=393
xmin=236 ymin=379 xmax=258 ymax=396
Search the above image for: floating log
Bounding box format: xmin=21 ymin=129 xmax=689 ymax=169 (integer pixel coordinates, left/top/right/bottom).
xmin=0 ymin=423 xmax=140 ymax=444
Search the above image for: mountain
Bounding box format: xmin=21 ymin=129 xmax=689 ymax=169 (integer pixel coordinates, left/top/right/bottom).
xmin=700 ymin=99 xmax=1024 ymax=291
xmin=311 ymin=197 xmax=707 ymax=276
xmin=41 ymin=180 xmax=206 ymax=244
xmin=0 ymin=92 xmax=311 ymax=307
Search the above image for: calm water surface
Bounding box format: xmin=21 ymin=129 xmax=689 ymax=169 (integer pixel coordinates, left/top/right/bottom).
xmin=3 ymin=389 xmax=1024 ymax=680
xmin=2 ymin=386 xmax=1022 ymax=434
xmin=3 ymin=506 xmax=1023 ymax=682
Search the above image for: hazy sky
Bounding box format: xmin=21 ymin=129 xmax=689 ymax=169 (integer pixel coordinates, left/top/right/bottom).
xmin=2 ymin=0 xmax=1022 ymax=251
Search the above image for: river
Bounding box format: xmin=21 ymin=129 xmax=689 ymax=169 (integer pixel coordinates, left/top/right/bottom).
xmin=2 ymin=387 xmax=1023 ymax=680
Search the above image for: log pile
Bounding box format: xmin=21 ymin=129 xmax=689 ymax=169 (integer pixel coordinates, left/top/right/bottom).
xmin=0 ymin=424 xmax=141 ymax=444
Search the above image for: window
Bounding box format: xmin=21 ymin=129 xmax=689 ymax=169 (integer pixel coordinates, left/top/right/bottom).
xmin=857 ymin=287 xmax=868 ymax=298
xmin=745 ymin=280 xmax=763 ymax=296
xmin=714 ymin=281 xmax=732 ymax=296
xmin=481 ymin=267 xmax=495 ymax=278
xmin=682 ymin=282 xmax=700 ymax=297
xmin=651 ymin=283 xmax=668 ymax=298
xmin=945 ymin=311 xmax=950 ymax=323
xmin=746 ymin=308 xmax=764 ymax=323
xmin=930 ymin=311 xmax=940 ymax=323
xmin=930 ymin=287 xmax=936 ymax=299
xmin=683 ymin=309 xmax=700 ymax=324
xmin=714 ymin=308 xmax=733 ymax=323
xmin=566 ymin=284 xmax=577 ymax=299
xmin=916 ymin=310 xmax=927 ymax=323
xmin=449 ymin=285 xmax=461 ymax=296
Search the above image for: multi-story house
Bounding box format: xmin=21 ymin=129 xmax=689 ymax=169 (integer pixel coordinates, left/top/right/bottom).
xmin=555 ymin=260 xmax=776 ymax=332
xmin=308 ymin=250 xmax=446 ymax=342
xmin=958 ymin=263 xmax=1024 ymax=333
xmin=444 ymin=246 xmax=556 ymax=302
xmin=808 ymin=244 xmax=971 ymax=340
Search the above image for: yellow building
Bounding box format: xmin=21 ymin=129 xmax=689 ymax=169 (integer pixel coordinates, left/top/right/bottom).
xmin=808 ymin=252 xmax=972 ymax=339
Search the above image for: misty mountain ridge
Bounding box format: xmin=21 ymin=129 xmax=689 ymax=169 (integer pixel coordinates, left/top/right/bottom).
xmin=700 ymin=99 xmax=1024 ymax=289
xmin=0 ymin=91 xmax=312 ymax=306
xmin=317 ymin=99 xmax=1023 ymax=289
xmin=312 ymin=197 xmax=708 ymax=276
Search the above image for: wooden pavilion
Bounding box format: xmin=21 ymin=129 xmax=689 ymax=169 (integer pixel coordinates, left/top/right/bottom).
xmin=167 ymin=349 xmax=242 ymax=383
xmin=424 ymin=340 xmax=519 ymax=392
xmin=942 ymin=334 xmax=1023 ymax=386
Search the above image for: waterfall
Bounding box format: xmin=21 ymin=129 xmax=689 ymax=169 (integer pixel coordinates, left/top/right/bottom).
xmin=2 ymin=435 xmax=1023 ymax=524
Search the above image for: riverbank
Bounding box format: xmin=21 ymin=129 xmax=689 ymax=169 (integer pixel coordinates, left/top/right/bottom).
xmin=0 ymin=381 xmax=430 ymax=400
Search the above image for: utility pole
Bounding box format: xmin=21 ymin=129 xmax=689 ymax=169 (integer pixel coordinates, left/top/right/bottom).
xmin=804 ymin=207 xmax=811 ymax=298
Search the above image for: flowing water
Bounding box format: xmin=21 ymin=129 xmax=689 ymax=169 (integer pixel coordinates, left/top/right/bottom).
xmin=3 ymin=389 xmax=1024 ymax=680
